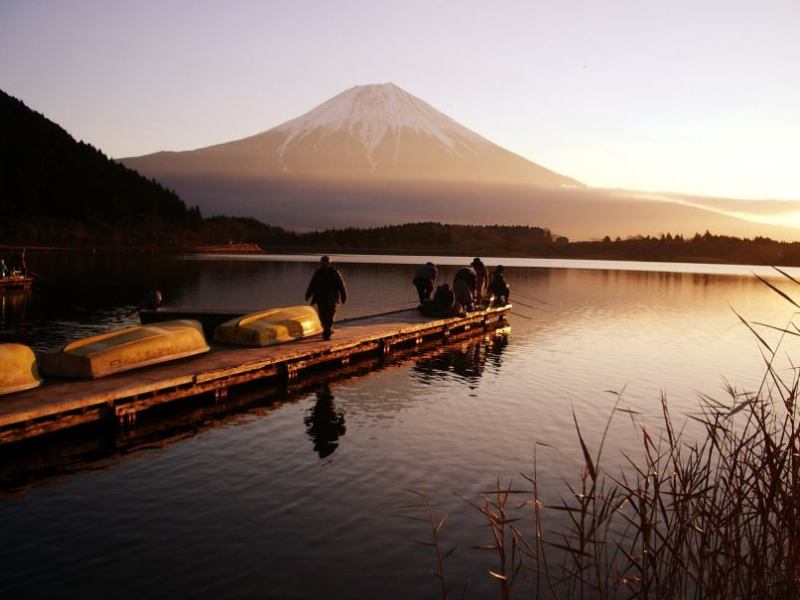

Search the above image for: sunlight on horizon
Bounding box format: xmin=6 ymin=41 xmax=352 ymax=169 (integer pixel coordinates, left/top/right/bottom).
xmin=729 ymin=211 xmax=800 ymax=230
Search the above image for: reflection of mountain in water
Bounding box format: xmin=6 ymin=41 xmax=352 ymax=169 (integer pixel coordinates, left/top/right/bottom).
xmin=412 ymin=335 xmax=508 ymax=389
xmin=304 ymin=385 xmax=347 ymax=459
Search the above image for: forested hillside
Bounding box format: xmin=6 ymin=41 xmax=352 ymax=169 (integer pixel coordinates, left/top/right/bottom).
xmin=0 ymin=89 xmax=201 ymax=244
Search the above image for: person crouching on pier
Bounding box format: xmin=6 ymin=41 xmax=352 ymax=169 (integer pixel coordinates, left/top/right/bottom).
xmin=305 ymin=256 xmax=347 ymax=341
xmin=412 ymin=262 xmax=438 ymax=305
xmin=489 ymin=265 xmax=510 ymax=306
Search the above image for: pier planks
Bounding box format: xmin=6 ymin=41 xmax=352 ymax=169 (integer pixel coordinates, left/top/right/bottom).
xmin=0 ymin=306 xmax=509 ymax=445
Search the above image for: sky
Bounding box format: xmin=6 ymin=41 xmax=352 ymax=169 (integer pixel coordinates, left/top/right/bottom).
xmin=1 ymin=0 xmax=798 ymax=201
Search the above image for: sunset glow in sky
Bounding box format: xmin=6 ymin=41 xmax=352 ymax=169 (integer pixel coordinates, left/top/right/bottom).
xmin=1 ymin=0 xmax=798 ymax=201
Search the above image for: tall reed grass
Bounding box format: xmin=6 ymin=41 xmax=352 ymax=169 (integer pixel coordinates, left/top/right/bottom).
xmin=414 ymin=269 xmax=800 ymax=599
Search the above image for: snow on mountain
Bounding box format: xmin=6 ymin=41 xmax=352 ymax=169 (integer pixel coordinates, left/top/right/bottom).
xmin=273 ymin=83 xmax=489 ymax=168
xmin=122 ymin=82 xmax=581 ymax=187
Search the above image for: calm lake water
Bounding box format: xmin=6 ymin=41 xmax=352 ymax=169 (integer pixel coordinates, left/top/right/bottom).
xmin=1 ymin=252 xmax=799 ymax=598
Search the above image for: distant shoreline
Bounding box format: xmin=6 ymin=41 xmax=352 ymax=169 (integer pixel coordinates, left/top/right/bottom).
xmin=3 ymin=241 xmax=800 ymax=268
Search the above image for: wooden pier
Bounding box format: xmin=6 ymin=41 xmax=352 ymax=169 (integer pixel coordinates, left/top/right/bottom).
xmin=0 ymin=306 xmax=510 ymax=445
xmin=0 ymin=275 xmax=33 ymax=290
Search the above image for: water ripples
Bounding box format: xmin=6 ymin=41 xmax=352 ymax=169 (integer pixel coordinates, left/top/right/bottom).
xmin=2 ymin=254 xmax=800 ymax=598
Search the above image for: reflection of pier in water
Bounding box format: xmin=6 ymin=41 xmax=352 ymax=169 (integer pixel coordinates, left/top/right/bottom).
xmin=0 ymin=325 xmax=509 ymax=497
xmin=0 ymin=287 xmax=30 ymax=335
xmin=413 ymin=334 xmax=508 ymax=388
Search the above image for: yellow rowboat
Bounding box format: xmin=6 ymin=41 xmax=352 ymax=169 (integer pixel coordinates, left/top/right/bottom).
xmin=0 ymin=344 xmax=42 ymax=395
xmin=39 ymin=320 xmax=210 ymax=379
xmin=215 ymin=305 xmax=323 ymax=347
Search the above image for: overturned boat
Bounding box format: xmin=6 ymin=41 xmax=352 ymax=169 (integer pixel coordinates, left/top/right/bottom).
xmin=39 ymin=320 xmax=210 ymax=379
xmin=0 ymin=343 xmax=42 ymax=395
xmin=215 ymin=305 xmax=322 ymax=347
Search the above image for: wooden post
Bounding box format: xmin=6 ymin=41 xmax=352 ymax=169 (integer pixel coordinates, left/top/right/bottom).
xmin=115 ymin=405 xmax=137 ymax=428
xmin=285 ymin=362 xmax=303 ymax=383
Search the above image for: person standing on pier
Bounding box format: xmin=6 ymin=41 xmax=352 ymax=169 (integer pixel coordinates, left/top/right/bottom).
xmin=412 ymin=261 xmax=438 ymax=305
xmin=305 ymin=256 xmax=347 ymax=341
xmin=471 ymin=257 xmax=489 ymax=302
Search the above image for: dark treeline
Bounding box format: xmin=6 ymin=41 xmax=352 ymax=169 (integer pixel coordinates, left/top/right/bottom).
xmin=565 ymin=231 xmax=800 ymax=265
xmin=8 ymin=208 xmax=800 ymax=266
xmin=273 ymin=224 xmax=800 ymax=266
xmin=290 ymin=222 xmax=557 ymax=254
xmin=194 ymin=220 xmax=800 ymax=266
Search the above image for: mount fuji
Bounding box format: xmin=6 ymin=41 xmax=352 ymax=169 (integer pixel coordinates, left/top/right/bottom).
xmin=119 ymin=84 xmax=800 ymax=240
xmin=122 ymin=83 xmax=580 ymax=187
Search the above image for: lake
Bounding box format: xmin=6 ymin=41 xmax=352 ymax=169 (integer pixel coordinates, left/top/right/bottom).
xmin=1 ymin=252 xmax=798 ymax=598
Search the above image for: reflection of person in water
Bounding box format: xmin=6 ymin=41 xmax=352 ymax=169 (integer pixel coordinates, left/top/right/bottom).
xmin=304 ymin=384 xmax=346 ymax=459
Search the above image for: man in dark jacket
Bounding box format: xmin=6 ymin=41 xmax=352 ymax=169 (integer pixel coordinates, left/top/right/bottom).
xmin=412 ymin=262 xmax=438 ymax=304
xmin=305 ymin=256 xmax=347 ymax=340
xmin=471 ymin=257 xmax=489 ymax=302
xmin=431 ymin=283 xmax=461 ymax=316
xmin=453 ymin=265 xmax=478 ymax=312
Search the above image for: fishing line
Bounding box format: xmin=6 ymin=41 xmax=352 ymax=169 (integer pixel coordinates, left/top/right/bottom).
xmin=512 ymin=290 xmax=548 ymax=304
xmin=510 ymin=310 xmax=533 ymax=320
xmin=511 ymin=298 xmax=548 ymax=310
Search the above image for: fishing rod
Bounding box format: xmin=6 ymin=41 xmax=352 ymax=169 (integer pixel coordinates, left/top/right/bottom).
xmin=512 ymin=290 xmax=549 ymax=305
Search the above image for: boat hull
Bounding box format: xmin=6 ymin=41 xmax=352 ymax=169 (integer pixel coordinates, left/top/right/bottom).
xmin=0 ymin=344 xmax=42 ymax=395
xmin=39 ymin=319 xmax=210 ymax=379
xmin=215 ymin=305 xmax=323 ymax=346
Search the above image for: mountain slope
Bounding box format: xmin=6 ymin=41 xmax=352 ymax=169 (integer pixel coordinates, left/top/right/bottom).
xmin=162 ymin=176 xmax=800 ymax=241
xmin=0 ymin=89 xmax=198 ymax=229
xmin=122 ymin=83 xmax=581 ymax=187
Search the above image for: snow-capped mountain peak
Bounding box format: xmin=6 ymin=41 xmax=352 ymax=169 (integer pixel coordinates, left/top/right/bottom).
xmin=122 ymin=82 xmax=581 ymax=188
xmin=273 ymin=83 xmax=487 ymax=162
